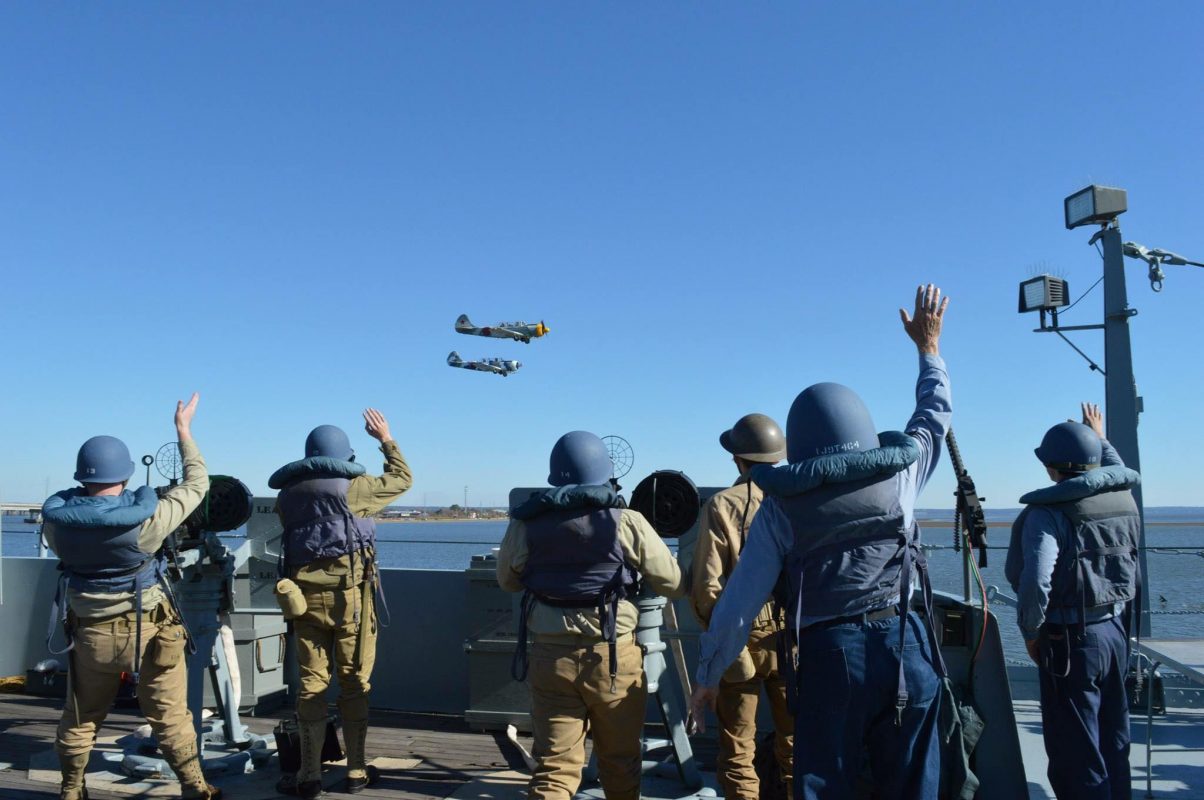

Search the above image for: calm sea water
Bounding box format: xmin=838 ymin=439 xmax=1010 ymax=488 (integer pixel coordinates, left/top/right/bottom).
xmin=5 ymin=515 xmax=1201 ymax=663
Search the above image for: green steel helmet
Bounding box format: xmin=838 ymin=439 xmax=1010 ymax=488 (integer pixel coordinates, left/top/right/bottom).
xmin=548 ymin=431 xmax=613 ymax=487
xmin=720 ymin=413 xmax=786 ymax=464
xmin=786 ymin=382 xmax=880 ymax=463
xmin=74 ymin=435 xmax=135 ymax=484
xmin=1035 ymin=421 xmax=1102 ymax=473
xmin=305 ymin=424 xmax=355 ymax=461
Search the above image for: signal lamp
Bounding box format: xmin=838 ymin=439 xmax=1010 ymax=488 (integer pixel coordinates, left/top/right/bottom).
xmin=1018 ymin=275 xmax=1070 ymax=314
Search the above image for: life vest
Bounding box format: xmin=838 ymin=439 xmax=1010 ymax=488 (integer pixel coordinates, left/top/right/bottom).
xmin=509 ymin=485 xmax=637 ymax=686
xmin=751 ymin=431 xmax=941 ymax=720
xmin=42 ymin=486 xmax=163 ymax=678
xmin=1007 ymin=465 xmax=1141 ymax=630
xmin=270 ymin=457 xmax=377 ymax=571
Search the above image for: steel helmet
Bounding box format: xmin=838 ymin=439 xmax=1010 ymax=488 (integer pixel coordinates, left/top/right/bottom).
xmin=548 ymin=431 xmax=613 ymax=487
xmin=1035 ymin=422 xmax=1102 ymax=473
xmin=305 ymin=425 xmax=354 ymax=461
xmin=786 ymin=383 xmax=879 ymax=463
xmin=720 ymin=413 xmax=786 ymax=463
xmin=74 ymin=435 xmax=135 ymax=484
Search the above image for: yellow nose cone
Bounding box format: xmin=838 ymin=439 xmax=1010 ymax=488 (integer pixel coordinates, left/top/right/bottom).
xmin=536 ymin=322 xmax=549 ymax=337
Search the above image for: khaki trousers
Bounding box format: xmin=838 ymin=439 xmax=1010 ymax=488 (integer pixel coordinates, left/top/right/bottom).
xmin=528 ymin=636 xmax=646 ymax=800
xmin=56 ymin=606 xmax=194 ymax=763
xmin=293 ymin=581 xmax=376 ymax=726
xmin=716 ymin=631 xmax=794 ymax=800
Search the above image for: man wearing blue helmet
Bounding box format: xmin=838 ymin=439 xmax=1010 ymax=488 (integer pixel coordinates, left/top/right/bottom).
xmin=1005 ymin=403 xmax=1140 ymax=799
xmin=42 ymin=393 xmax=221 ymax=800
xmin=690 ymin=285 xmax=952 ymax=799
xmin=496 ymin=431 xmax=686 ymax=800
xmin=270 ymin=409 xmax=412 ymax=798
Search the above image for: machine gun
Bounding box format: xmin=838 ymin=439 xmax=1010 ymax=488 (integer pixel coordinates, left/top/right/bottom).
xmin=946 ymin=429 xmax=989 ymax=570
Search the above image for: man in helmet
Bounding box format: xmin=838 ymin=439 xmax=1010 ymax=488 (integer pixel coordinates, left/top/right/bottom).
xmin=690 ymin=413 xmax=792 ymax=800
xmin=496 ymin=430 xmax=687 ymax=800
xmin=690 ymin=285 xmax=952 ymax=799
xmin=42 ymin=393 xmax=221 ymax=800
xmin=270 ymin=409 xmax=412 ymax=798
xmin=1004 ymin=403 xmax=1140 ymax=800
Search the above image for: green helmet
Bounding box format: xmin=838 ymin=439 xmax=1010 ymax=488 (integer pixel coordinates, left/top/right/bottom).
xmin=720 ymin=413 xmax=786 ymax=464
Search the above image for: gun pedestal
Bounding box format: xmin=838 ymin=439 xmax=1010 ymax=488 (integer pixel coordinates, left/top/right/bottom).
xmin=580 ymin=594 xmax=706 ymax=796
xmin=635 ymin=594 xmax=703 ymax=789
xmin=120 ymin=533 xmax=271 ymax=780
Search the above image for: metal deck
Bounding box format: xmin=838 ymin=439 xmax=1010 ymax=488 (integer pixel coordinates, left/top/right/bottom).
xmin=2 ymin=692 xmax=1202 ymax=799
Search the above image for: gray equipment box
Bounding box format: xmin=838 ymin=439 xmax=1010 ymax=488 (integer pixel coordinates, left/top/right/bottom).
xmin=463 ymin=550 xmax=530 ymax=731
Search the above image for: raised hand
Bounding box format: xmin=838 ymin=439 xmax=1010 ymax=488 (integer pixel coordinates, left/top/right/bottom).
xmin=1081 ymin=402 xmax=1104 ymax=438
xmin=899 ymin=283 xmax=949 ymax=355
xmin=363 ymin=408 xmax=393 ymax=443
xmin=175 ymin=392 xmax=199 ymax=442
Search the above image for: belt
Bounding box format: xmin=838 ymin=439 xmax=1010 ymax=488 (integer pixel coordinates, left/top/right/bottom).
xmin=73 ymin=603 xmax=171 ymax=629
xmin=809 ymin=606 xmax=900 ymax=630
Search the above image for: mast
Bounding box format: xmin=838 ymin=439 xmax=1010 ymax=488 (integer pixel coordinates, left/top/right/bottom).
xmin=1099 ymin=223 xmax=1151 ymax=636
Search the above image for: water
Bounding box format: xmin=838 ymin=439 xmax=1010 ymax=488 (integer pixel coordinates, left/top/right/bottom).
xmin=6 ymin=515 xmax=1202 ymax=663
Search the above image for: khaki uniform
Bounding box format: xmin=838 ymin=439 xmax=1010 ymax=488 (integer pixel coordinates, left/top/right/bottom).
xmin=691 ymin=477 xmax=793 ymax=800
xmin=283 ymin=440 xmax=411 ymax=784
xmin=43 ymin=440 xmax=212 ymax=799
xmin=498 ymin=508 xmax=686 ymax=800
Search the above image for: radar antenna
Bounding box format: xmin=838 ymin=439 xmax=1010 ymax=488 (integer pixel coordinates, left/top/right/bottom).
xmin=155 ymin=442 xmax=183 ymax=486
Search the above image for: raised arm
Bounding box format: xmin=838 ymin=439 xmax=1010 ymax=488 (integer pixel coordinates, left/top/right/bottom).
xmin=1081 ymin=402 xmax=1124 ymax=467
xmin=899 ymin=284 xmax=952 ymax=493
xmin=347 ymin=408 xmax=414 ymax=516
xmin=139 ymin=393 xmax=208 ymax=552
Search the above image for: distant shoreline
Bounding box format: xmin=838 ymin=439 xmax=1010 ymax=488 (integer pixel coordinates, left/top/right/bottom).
xmin=375 ymin=517 xmax=506 ymax=524
xmin=920 ymin=520 xmax=1202 ymax=528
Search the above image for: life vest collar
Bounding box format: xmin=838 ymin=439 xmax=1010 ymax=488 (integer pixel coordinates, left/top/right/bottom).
xmin=42 ymin=485 xmax=159 ymax=529
xmin=1019 ymin=464 xmax=1141 ymax=505
xmin=269 ymin=456 xmax=366 ymax=490
xmin=751 ymin=430 xmax=919 ymax=498
xmin=511 ymin=483 xmax=623 ymax=521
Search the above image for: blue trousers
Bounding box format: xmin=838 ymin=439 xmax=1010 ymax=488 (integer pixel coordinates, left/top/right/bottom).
xmin=793 ymin=611 xmax=941 ymax=800
xmin=1038 ymin=616 xmax=1131 ymax=800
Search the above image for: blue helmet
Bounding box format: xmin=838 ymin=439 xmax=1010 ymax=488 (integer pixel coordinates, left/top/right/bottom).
xmin=548 ymin=431 xmax=613 ymax=487
xmin=786 ymin=383 xmax=880 ymax=463
xmin=305 ymin=425 xmax=354 ymax=461
xmin=1035 ymin=422 xmax=1102 ymax=473
xmin=74 ymin=435 xmax=135 ymax=484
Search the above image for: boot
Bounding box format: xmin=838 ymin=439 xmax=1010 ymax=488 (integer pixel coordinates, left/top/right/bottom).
xmin=341 ymin=717 xmax=379 ymax=794
xmin=56 ymin=748 xmax=89 ymax=800
xmin=161 ymin=740 xmax=222 ymax=800
xmin=295 ymin=717 xmax=328 ymax=798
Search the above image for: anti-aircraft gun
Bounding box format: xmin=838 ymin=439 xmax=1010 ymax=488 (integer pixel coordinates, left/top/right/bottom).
xmin=120 ymin=445 xmax=273 ymax=780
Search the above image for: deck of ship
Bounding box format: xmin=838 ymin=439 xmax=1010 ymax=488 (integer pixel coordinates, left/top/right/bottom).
xmin=0 ymin=694 xmax=538 ymax=800
xmin=2 ymin=691 xmax=1202 ymax=799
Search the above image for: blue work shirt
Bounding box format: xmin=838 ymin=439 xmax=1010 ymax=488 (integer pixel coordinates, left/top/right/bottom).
xmin=1007 ymin=440 xmax=1127 ymax=641
xmin=696 ymin=353 xmax=952 ymax=689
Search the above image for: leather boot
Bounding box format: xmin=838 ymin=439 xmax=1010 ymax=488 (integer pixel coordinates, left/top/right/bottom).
xmin=295 ymin=717 xmax=327 ymax=798
xmin=160 ymin=740 xmax=222 ymax=800
xmin=56 ymin=748 xmax=89 ymax=800
xmin=341 ymin=717 xmax=378 ymax=794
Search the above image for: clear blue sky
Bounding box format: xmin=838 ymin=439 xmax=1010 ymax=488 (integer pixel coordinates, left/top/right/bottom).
xmin=2 ymin=4 xmax=1202 ymax=509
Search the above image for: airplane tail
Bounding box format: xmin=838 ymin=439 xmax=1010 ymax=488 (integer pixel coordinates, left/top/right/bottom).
xmin=455 ymin=314 xmax=473 ymax=331
xmin=447 ymin=351 xmax=462 ymax=366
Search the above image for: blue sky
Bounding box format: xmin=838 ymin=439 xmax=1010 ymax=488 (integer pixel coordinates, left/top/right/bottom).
xmin=1 ymin=3 xmax=1202 ymax=509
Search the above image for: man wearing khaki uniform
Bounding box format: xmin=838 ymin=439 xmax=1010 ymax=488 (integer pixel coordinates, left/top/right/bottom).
xmin=691 ymin=413 xmax=793 ymax=800
xmin=497 ymin=430 xmax=687 ymax=800
xmin=43 ymin=393 xmax=220 ymax=800
xmin=271 ymin=409 xmax=412 ymax=798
